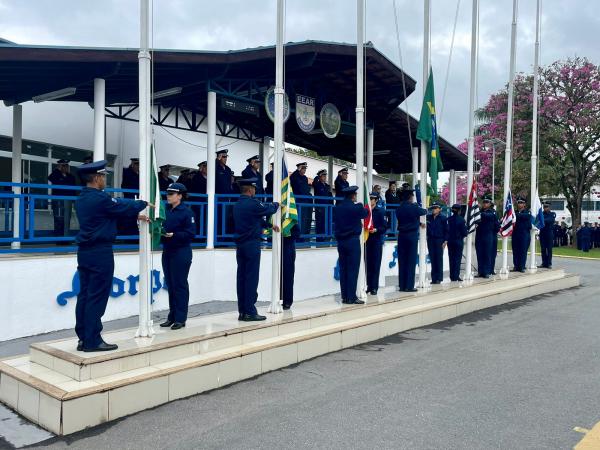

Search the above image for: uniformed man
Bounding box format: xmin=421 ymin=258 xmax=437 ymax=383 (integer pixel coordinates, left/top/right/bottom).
xmin=366 ymin=192 xmax=388 ymax=294
xmin=385 ymin=181 xmax=400 ymax=205
xmin=334 ymin=167 xmax=350 ymax=198
xmin=333 ymin=186 xmax=368 ymax=304
xmin=580 ymin=222 xmax=592 ymax=252
xmin=282 ymin=224 xmax=300 ymax=310
xmin=241 ymin=155 xmax=264 ymax=195
xmin=312 ymin=169 xmax=333 ymax=242
xmin=215 ymin=149 xmax=234 ymax=195
xmin=265 ymin=163 xmax=274 ymax=195
xmin=372 ymin=185 xmax=385 ymax=209
xmin=290 ymin=162 xmax=312 ymax=240
xmin=48 ymin=159 xmax=77 ymax=238
xmin=538 ymin=201 xmax=556 ymax=269
xmin=160 ymin=183 xmax=195 ymax=330
xmin=158 ymin=164 xmax=173 ymax=192
xmin=75 ymin=160 xmax=148 ymax=351
xmin=121 ymin=158 xmax=140 ymax=199
xmin=395 ymin=187 xmax=427 ymax=292
xmin=233 ymin=178 xmax=279 ymax=321
xmin=447 ymin=203 xmax=468 ymax=281
xmin=475 ymin=194 xmax=498 ymax=278
xmin=512 ymin=196 xmax=532 ymax=272
xmin=426 ymin=202 xmax=449 ymax=284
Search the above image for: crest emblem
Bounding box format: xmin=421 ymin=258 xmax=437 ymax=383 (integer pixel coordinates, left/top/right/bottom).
xmin=265 ymin=86 xmax=290 ymax=123
xmin=319 ymin=103 xmax=341 ymax=138
xmin=295 ymin=94 xmax=316 ymax=133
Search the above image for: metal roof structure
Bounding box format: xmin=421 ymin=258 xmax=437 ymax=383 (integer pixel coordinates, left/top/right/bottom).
xmin=0 ymin=40 xmax=466 ymax=172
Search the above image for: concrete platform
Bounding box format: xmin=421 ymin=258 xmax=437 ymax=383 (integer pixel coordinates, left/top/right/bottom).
xmin=0 ymin=269 xmax=579 ymax=435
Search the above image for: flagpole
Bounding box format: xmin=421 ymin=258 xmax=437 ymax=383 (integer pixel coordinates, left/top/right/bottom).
xmin=500 ymin=0 xmax=518 ymax=278
xmin=356 ymin=0 xmax=367 ymax=300
xmin=464 ymin=0 xmax=479 ymax=282
xmin=528 ymin=0 xmax=541 ymax=273
xmin=136 ymin=0 xmax=153 ymax=337
xmin=268 ymin=0 xmax=284 ymax=314
xmin=418 ymin=0 xmax=431 ymax=289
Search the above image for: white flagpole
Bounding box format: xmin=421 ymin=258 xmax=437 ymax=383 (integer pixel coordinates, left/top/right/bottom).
xmin=268 ymin=0 xmax=284 ymax=314
xmin=464 ymin=0 xmax=479 ymax=282
xmin=528 ymin=0 xmax=541 ymax=273
xmin=356 ymin=0 xmax=367 ymax=300
xmin=500 ymin=0 xmax=518 ymax=277
xmin=136 ymin=0 xmax=153 ymax=337
xmin=418 ymin=0 xmax=431 ymax=289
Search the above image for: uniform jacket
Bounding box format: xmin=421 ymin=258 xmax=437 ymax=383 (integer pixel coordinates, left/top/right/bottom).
xmin=540 ymin=211 xmax=556 ymax=238
xmin=188 ymin=173 xmax=207 ymax=195
xmin=426 ymin=213 xmax=449 ymax=241
xmin=385 ymin=190 xmax=400 ymax=205
xmin=265 ymin=170 xmax=273 ymax=195
xmin=121 ymin=167 xmax=140 ymax=198
xmin=215 ymin=161 xmax=234 ymax=194
xmin=312 ymin=178 xmax=333 ymax=204
xmin=241 ymin=165 xmax=264 ymax=195
xmin=161 ymin=203 xmax=195 ymax=251
xmin=476 ymin=208 xmax=499 ymax=240
xmin=395 ymin=201 xmax=427 ymax=235
xmin=233 ymin=195 xmax=278 ymax=243
xmin=48 ymin=169 xmax=78 ymax=197
xmin=334 ymin=176 xmax=349 ymax=197
xmin=158 ymin=174 xmax=172 ymax=192
xmin=290 ymin=170 xmax=312 ymax=203
xmin=448 ymin=213 xmax=468 ymax=242
xmin=333 ymin=198 xmax=368 ymax=240
xmin=513 ymin=210 xmax=532 ymax=236
xmin=75 ymin=187 xmax=146 ymax=247
xmin=370 ymin=206 xmax=388 ymax=242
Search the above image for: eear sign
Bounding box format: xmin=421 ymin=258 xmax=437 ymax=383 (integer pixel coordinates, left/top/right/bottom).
xmin=56 ymin=271 xmax=167 ymax=306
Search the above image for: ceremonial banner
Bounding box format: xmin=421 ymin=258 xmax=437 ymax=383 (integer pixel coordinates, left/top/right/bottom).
xmin=531 ymin=190 xmax=545 ymax=230
xmin=500 ymin=190 xmax=515 ymax=237
xmin=295 ymin=94 xmax=316 ymax=133
xmin=265 ymin=86 xmax=290 ymax=123
xmin=319 ymin=103 xmax=341 ymax=138
xmin=466 ymin=180 xmax=481 ymax=234
xmin=150 ymin=144 xmax=166 ymax=250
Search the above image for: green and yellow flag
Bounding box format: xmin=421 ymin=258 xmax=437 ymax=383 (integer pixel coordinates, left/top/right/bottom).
xmin=149 ymin=144 xmax=166 ymax=250
xmin=416 ymin=68 xmax=443 ymax=192
xmin=265 ymin=156 xmax=298 ymax=237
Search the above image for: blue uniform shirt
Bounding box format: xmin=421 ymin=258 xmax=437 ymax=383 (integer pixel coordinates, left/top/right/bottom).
xmin=476 ymin=208 xmax=499 ymax=237
xmin=312 ymin=179 xmax=333 ymax=204
xmin=290 ymin=170 xmax=312 ymax=203
xmin=540 ymin=211 xmax=556 ymax=237
xmin=426 ymin=213 xmax=449 ymax=241
xmin=48 ymin=169 xmax=78 ymax=197
xmin=333 ymin=199 xmax=369 ymax=240
xmin=75 ymin=188 xmax=146 ymax=247
xmin=161 ymin=203 xmax=195 ymax=251
xmin=395 ymin=201 xmax=427 ymax=234
xmin=448 ymin=213 xmax=468 ymax=242
xmin=241 ymin=165 xmax=264 ymax=195
xmin=233 ymin=195 xmax=278 ymax=243
xmin=514 ymin=210 xmax=532 ymax=235
xmin=215 ymin=161 xmax=234 ymax=194
xmin=371 ymin=206 xmax=388 ymax=241
xmin=334 ymin=176 xmax=349 ymax=196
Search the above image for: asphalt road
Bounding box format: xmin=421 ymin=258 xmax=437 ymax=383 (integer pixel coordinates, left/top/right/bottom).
xmin=2 ymin=257 xmax=599 ymax=449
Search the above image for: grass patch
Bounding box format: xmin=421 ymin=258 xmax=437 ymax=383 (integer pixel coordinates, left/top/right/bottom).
xmin=496 ymin=238 xmax=600 ymax=259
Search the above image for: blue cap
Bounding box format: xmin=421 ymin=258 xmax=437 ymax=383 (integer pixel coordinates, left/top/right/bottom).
xmin=166 ymin=182 xmax=187 ymax=193
xmin=482 ymin=194 xmax=492 ymax=202
xmin=543 ymin=201 xmax=551 ymax=207
xmin=296 ymin=162 xmax=307 ymax=168
xmin=78 ymin=160 xmax=108 ymax=176
xmin=430 ymin=202 xmax=441 ymax=209
xmin=451 ymin=203 xmax=462 ymax=210
xmin=57 ymin=159 xmax=70 ymax=164
xmin=369 ymin=191 xmax=379 ymax=199
xmin=516 ymin=196 xmax=526 ymax=203
xmin=317 ymin=169 xmax=327 ymax=177
xmin=342 ymin=185 xmax=358 ymax=196
xmin=238 ymin=178 xmax=258 ymax=187
xmin=338 ymin=167 xmax=349 ymax=174
xmin=216 ymin=149 xmax=228 ymax=156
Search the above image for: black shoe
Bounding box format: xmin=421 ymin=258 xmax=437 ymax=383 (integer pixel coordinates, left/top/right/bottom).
xmin=519 ymin=269 xmax=526 ymax=273
xmin=456 ymin=278 xmax=463 ymax=282
xmin=83 ymin=341 xmax=118 ymax=352
xmin=547 ymin=265 xmax=552 ymax=269
xmin=238 ymin=313 xmax=243 ymax=320
xmin=171 ymin=322 xmax=186 ymax=330
xmin=346 ymin=299 xmax=365 ymax=305
xmin=282 ymin=304 xmax=291 ymax=310
xmin=160 ymin=320 xmax=174 ymax=328
xmin=77 ymin=340 xmax=83 ymax=351
xmin=370 ymin=290 xmax=378 ymax=295
xmin=404 ymin=288 xmax=418 ymax=292
xmin=431 ymin=281 xmax=441 ymax=285
xmin=491 ymin=272 xmax=497 ymax=275
xmin=239 ymin=314 xmax=267 ymax=322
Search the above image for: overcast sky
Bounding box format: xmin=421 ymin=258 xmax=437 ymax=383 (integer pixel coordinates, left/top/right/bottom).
xmin=0 ymin=0 xmax=598 ymax=145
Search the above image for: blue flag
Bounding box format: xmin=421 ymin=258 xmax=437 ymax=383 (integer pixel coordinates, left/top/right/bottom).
xmin=531 ymin=190 xmax=544 ymax=230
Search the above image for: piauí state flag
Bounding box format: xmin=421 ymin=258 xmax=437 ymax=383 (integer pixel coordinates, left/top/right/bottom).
xmin=280 ymin=156 xmax=298 ymax=237
xmin=416 ymin=68 xmax=443 ymax=193
xmin=531 ymin=190 xmax=545 ymax=230
xmin=150 ymin=144 xmax=166 ymax=250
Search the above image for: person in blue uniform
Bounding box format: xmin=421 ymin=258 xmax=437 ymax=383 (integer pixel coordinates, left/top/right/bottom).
xmin=580 ymin=222 xmax=592 ymax=252
xmin=290 ymin=162 xmax=312 ymax=240
xmin=159 ymin=183 xmax=195 ymax=330
xmin=538 ymin=201 xmax=556 ymax=268
xmin=265 ymin=163 xmax=274 ymax=196
xmin=366 ymin=192 xmax=388 ymax=294
xmin=334 ymin=168 xmax=350 ymax=202
xmin=489 ymin=202 xmax=500 ymax=274
xmin=334 ymin=186 xmax=369 ymax=304
xmin=282 ymin=224 xmax=300 ymax=310
xmin=233 ymin=178 xmax=279 ymax=321
xmin=75 ymin=160 xmax=148 ymax=352
xmin=241 ymin=155 xmax=264 ymax=195
xmin=395 ymin=187 xmax=427 ymax=292
xmin=214 ymin=149 xmax=234 ymax=241
xmin=475 ymin=195 xmax=498 ymax=278
xmin=158 ymin=164 xmax=173 ymax=192
xmin=48 ymin=159 xmax=77 ymax=238
xmin=512 ymin=196 xmax=532 ymax=272
xmin=447 ymin=203 xmax=468 ymax=281
xmin=312 ymin=169 xmax=333 ymax=242
xmin=385 ymin=181 xmax=400 ymax=206
xmin=426 ymin=202 xmax=449 ymax=284
xmin=121 ymin=158 xmax=140 ymax=199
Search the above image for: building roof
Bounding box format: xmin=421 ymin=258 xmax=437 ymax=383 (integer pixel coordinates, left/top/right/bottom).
xmin=0 ymin=40 xmax=466 ymax=173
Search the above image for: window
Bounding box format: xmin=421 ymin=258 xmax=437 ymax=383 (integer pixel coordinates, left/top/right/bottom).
xmin=547 ymin=200 xmax=564 ymax=210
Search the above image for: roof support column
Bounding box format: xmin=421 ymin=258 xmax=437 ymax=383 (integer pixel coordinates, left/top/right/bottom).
xmin=259 ymin=137 xmax=267 ymax=194
xmin=327 ymin=156 xmax=333 ymax=189
xmin=411 ymin=147 xmax=418 ymax=200
xmin=206 ymin=90 xmax=216 ymax=250
xmin=449 ymin=169 xmax=456 ymax=206
xmin=366 ymin=128 xmax=374 ymax=191
xmin=93 ymin=78 xmax=106 ymax=161
xmin=11 ymin=105 xmax=22 ymax=250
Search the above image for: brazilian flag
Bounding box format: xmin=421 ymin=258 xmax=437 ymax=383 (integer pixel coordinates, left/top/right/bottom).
xmin=416 ymin=68 xmax=443 ymax=192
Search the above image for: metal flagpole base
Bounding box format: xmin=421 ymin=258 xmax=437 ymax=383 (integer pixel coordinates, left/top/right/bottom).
xmin=267 ymin=300 xmax=283 ymax=314
xmin=462 ymin=272 xmax=474 ymax=285
xmin=527 ymin=267 xmax=538 ymax=274
xmin=135 ymin=324 xmax=155 ymax=338
xmin=498 ymin=267 xmax=510 ymax=279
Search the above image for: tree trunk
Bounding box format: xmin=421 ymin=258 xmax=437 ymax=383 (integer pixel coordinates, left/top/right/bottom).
xmin=569 ymin=194 xmax=583 ymax=248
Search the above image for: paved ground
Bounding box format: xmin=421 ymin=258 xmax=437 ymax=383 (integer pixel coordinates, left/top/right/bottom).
xmin=1 ymin=257 xmax=599 ymax=449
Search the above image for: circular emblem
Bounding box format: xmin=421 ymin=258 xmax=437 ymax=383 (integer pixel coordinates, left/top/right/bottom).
xmin=319 ymin=103 xmax=341 ymax=139
xmin=295 ymin=95 xmax=316 ymax=133
xmin=265 ymin=86 xmax=290 ymax=123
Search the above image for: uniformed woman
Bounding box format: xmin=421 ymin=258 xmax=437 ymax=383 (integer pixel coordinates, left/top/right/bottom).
xmin=512 ymin=196 xmax=532 ymax=272
xmin=366 ymin=192 xmax=388 ymax=294
xmin=160 ymin=183 xmax=195 ymax=330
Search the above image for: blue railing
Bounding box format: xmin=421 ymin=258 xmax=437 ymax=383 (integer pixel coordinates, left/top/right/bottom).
xmin=0 ymin=182 xmax=423 ymax=254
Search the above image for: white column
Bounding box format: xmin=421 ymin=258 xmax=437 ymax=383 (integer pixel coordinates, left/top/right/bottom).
xmin=356 ymin=0 xmax=367 ymax=300
xmin=268 ymin=0 xmax=285 ymax=314
xmin=500 ymin=0 xmax=518 ymax=277
xmin=259 ymin=137 xmax=266 ymax=187
xmin=11 ymin=105 xmax=22 ymax=250
xmin=412 ymin=147 xmax=418 ymax=199
xmin=449 ymin=169 xmax=457 ymax=206
xmin=418 ymin=0 xmax=431 ymax=289
xmin=464 ymin=0 xmax=479 ymax=282
xmin=528 ymin=0 xmax=540 ymax=273
xmin=327 ymin=156 xmax=334 ymax=187
xmin=93 ymin=78 xmax=106 ymax=162
xmin=136 ymin=0 xmax=153 ymax=338
xmin=206 ymin=91 xmax=217 ymax=249
xmin=366 ymin=128 xmax=374 ymax=191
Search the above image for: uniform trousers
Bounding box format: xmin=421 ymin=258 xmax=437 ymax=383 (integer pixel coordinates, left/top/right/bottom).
xmin=282 ymin=237 xmax=296 ymax=306
xmin=475 ymin=235 xmax=493 ymax=276
xmin=337 ymin=236 xmax=361 ymax=301
xmin=540 ymin=233 xmax=553 ymax=267
xmin=447 ymin=240 xmax=463 ymax=281
xmin=365 ymin=235 xmax=383 ymax=292
xmin=397 ymin=232 xmax=418 ymax=291
xmin=162 ymin=246 xmax=192 ymax=323
xmin=76 ymin=245 xmax=114 ymax=348
xmin=427 ymin=237 xmax=445 ymax=283
xmin=512 ymin=233 xmax=530 ymax=270
xmin=236 ymin=240 xmax=261 ymax=315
